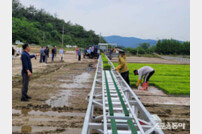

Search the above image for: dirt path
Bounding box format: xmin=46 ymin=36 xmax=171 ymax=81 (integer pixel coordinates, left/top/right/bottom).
xmin=12 ymin=50 xmax=97 ymax=133
xmin=111 ymin=56 xmax=190 ymax=65
xmin=160 ymin=55 xmax=190 ymax=63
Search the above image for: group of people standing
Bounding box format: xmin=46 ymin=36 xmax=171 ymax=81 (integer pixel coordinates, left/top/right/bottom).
xmin=39 ymin=46 xmax=49 ymax=63
xmin=39 ymin=46 xmax=64 ymax=63
xmin=75 ymin=46 xmax=101 ymax=61
xmin=83 ymin=46 xmax=100 ymax=59
xmin=19 ymin=44 xmax=65 ymax=101
xmin=19 ymin=43 xmax=154 ymax=102
xmin=89 ymin=46 xmax=99 ymax=58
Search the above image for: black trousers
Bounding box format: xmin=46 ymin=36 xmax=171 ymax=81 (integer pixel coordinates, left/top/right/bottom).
xmin=42 ymin=56 xmax=45 ymax=62
xmin=144 ymin=70 xmax=155 ymax=83
xmin=78 ymin=55 xmax=81 ymax=61
xmin=40 ymin=54 xmax=43 ymax=62
xmin=121 ymin=71 xmax=130 ymax=86
xmin=21 ymin=73 xmax=30 ymax=99
xmin=45 ymin=55 xmax=48 ymax=63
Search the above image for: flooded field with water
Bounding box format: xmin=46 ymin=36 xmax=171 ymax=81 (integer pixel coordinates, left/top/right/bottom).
xmin=12 ymin=50 xmax=97 ymax=133
xmin=12 ymin=50 xmax=189 ymax=134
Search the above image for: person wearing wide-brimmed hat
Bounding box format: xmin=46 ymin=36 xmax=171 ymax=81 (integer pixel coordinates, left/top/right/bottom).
xmin=115 ymin=50 xmax=130 ymax=86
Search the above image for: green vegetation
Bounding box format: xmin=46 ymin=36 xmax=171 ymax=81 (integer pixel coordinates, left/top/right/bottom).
xmin=12 ymin=0 xmax=106 ymax=47
xmin=101 ymin=54 xmax=111 ymax=70
xmin=155 ymin=39 xmax=190 ymax=55
xmin=114 ymin=63 xmax=190 ymax=95
xmin=103 ymin=64 xmax=111 ymax=70
xmin=122 ymin=39 xmax=190 ymax=56
xmin=120 ymin=43 xmax=154 ymax=55
xmin=101 ymin=53 xmax=108 ymax=62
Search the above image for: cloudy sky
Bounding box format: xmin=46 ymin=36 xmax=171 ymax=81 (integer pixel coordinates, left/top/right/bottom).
xmin=19 ymin=0 xmax=190 ymax=41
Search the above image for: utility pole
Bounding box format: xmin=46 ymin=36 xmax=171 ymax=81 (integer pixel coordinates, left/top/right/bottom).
xmin=99 ymin=33 xmax=101 ymax=43
xmin=62 ymin=24 xmax=64 ymax=48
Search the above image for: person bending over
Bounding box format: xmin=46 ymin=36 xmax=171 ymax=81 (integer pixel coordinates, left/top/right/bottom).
xmin=134 ymin=66 xmax=155 ymax=91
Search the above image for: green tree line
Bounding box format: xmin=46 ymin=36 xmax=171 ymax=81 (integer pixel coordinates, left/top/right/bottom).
xmin=155 ymin=39 xmax=190 ymax=55
xmin=122 ymin=39 xmax=190 ymax=55
xmin=12 ymin=0 xmax=106 ymax=47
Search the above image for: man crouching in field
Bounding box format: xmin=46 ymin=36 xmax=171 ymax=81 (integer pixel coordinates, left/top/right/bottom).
xmin=134 ymin=66 xmax=155 ymax=91
xmin=20 ymin=44 xmax=37 ymax=101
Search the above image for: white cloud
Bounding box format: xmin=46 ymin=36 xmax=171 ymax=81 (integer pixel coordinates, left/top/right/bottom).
xmin=19 ymin=0 xmax=42 ymax=8
xmin=19 ymin=0 xmax=190 ymax=41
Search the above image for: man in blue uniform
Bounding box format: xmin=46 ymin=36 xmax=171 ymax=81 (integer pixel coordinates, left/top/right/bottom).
xmin=21 ymin=44 xmax=36 ymax=101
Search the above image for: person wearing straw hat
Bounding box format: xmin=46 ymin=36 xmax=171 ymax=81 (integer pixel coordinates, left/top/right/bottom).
xmin=115 ymin=50 xmax=130 ymax=86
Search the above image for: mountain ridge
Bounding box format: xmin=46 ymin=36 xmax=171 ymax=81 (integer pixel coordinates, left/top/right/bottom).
xmin=103 ymin=35 xmax=157 ymax=48
xmin=103 ymin=35 xmax=185 ymax=48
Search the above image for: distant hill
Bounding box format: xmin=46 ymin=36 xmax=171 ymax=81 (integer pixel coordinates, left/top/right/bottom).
xmin=12 ymin=0 xmax=106 ymax=47
xmin=103 ymin=35 xmax=157 ymax=48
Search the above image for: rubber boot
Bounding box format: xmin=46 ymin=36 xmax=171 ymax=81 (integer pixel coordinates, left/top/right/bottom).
xmin=140 ymin=83 xmax=147 ymax=91
xmin=145 ymin=81 xmax=149 ymax=90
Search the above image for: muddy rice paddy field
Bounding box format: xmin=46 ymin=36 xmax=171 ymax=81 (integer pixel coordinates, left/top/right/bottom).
xmin=12 ymin=48 xmax=190 ymax=134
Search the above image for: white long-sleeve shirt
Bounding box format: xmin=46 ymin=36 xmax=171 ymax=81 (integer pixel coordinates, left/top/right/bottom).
xmin=138 ymin=66 xmax=154 ymax=80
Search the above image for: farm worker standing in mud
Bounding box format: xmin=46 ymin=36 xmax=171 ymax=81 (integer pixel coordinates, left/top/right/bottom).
xmin=134 ymin=66 xmax=155 ymax=91
xmin=59 ymin=48 xmax=64 ymax=61
xmin=20 ymin=44 xmax=37 ymax=101
xmin=88 ymin=47 xmax=92 ymax=58
xmin=39 ymin=46 xmax=45 ymax=63
xmin=75 ymin=46 xmax=79 ymax=58
xmin=44 ymin=46 xmax=49 ymax=63
xmin=54 ymin=46 xmax=57 ymax=57
xmin=115 ymin=51 xmax=130 ymax=86
xmin=51 ymin=46 xmax=55 ymax=61
xmin=78 ymin=49 xmax=81 ymax=61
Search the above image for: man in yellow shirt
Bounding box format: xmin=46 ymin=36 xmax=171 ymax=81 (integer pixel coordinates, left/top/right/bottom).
xmin=115 ymin=51 xmax=130 ymax=86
